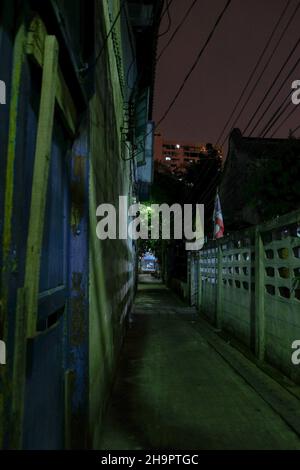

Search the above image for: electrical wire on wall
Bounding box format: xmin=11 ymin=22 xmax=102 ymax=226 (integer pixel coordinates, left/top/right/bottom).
xmin=79 ymin=0 xmax=127 ymax=76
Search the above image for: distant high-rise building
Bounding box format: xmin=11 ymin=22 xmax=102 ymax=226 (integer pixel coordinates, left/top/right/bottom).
xmin=154 ymin=133 xmax=222 ymax=176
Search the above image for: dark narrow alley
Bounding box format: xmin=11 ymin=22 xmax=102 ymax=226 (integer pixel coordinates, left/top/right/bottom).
xmin=100 ymin=276 xmax=300 ymax=450
xmin=1 ymin=0 xmax=300 ymax=457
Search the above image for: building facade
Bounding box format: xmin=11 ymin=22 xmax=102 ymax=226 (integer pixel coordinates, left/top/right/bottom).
xmin=154 ymin=133 xmax=222 ymax=176
xmin=219 ymin=128 xmax=300 ymax=230
xmin=0 ymin=0 xmax=162 ymax=449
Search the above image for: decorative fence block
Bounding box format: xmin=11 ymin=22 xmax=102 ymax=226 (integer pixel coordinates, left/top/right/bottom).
xmin=190 ymin=210 xmax=300 ymax=384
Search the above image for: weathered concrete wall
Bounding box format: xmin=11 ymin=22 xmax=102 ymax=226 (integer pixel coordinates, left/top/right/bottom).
xmin=196 ymin=212 xmax=300 ymax=384
xmin=88 ymin=0 xmax=135 ymax=447
xmin=263 ymin=236 xmax=300 ymax=384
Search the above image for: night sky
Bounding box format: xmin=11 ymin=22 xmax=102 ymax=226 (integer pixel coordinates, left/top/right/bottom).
xmin=154 ymin=0 xmax=300 ymax=151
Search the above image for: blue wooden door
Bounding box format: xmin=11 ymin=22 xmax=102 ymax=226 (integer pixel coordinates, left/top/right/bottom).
xmin=23 ymin=122 xmax=70 ymax=449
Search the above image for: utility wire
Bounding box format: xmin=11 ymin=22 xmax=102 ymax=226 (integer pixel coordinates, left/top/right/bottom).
xmin=244 ymin=20 xmax=300 ymax=135
xmin=259 ymin=92 xmax=291 ymax=136
xmin=158 ymin=0 xmax=173 ymax=37
xmin=186 ymin=169 xmax=221 ymax=205
xmin=132 ymin=0 xmax=232 ymax=161
xmin=126 ymin=0 xmax=164 ymax=93
xmin=80 ymin=0 xmax=126 ymax=75
xmin=291 ymin=122 xmax=300 ymax=135
xmin=182 ymin=155 xmax=222 ymax=205
xmin=183 ymin=152 xmax=222 ymax=204
xmin=270 ymin=103 xmax=299 ymax=137
xmin=124 ymin=3 xmax=138 ymax=93
xmin=157 ymin=0 xmax=199 ymax=63
xmin=197 ymin=171 xmax=221 ymax=202
xmin=185 ymin=171 xmax=221 ymax=211
xmin=132 ymin=0 xmax=231 ymax=161
xmin=155 ymin=0 xmax=232 ymax=129
xmin=216 ymin=0 xmax=291 ymax=146
xmin=221 ymin=0 xmax=300 ymax=145
xmin=125 ymin=0 xmax=169 ymax=95
xmin=248 ymin=47 xmax=300 ymax=136
xmin=161 ymin=0 xmax=175 ymax=19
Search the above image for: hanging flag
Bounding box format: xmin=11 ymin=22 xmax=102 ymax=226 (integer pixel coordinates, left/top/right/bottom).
xmin=213 ymin=191 xmax=224 ymax=239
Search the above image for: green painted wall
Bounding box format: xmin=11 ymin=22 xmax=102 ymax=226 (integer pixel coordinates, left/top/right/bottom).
xmin=88 ymin=0 xmax=135 ymax=447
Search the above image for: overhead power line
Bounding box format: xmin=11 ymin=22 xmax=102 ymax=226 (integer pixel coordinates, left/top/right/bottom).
xmin=158 ymin=0 xmax=173 ymax=37
xmin=157 ymin=0 xmax=199 ymax=63
xmin=161 ymin=0 xmax=175 ymax=17
xmin=155 ymin=0 xmax=232 ymax=129
xmin=244 ymin=19 xmax=300 ymax=134
xmin=259 ymin=92 xmax=291 ymax=137
xmin=221 ymin=0 xmax=300 ymax=145
xmin=126 ymin=0 xmax=172 ymax=93
xmin=192 ymin=170 xmax=221 ymax=205
xmin=247 ymin=44 xmax=300 ymax=137
xmin=219 ymin=0 xmax=300 ymax=146
xmin=216 ymin=0 xmax=292 ymax=146
xmin=269 ymin=103 xmax=299 ymax=137
xmin=132 ymin=0 xmax=232 ymax=160
xmin=80 ymin=0 xmax=126 ymax=75
xmin=291 ymin=122 xmax=300 ymax=135
xmin=128 ymin=0 xmax=198 ymax=94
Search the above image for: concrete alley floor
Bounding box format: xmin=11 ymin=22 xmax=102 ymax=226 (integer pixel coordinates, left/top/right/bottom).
xmin=100 ymin=276 xmax=300 ymax=450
